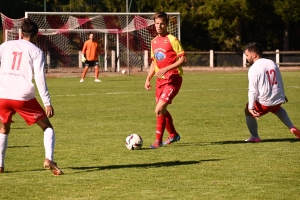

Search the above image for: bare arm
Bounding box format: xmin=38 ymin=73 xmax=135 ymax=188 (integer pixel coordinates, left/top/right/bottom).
xmin=144 ymin=61 xmax=156 ymax=90
xmin=155 ymin=55 xmax=186 ymax=77
xmin=45 ymin=105 xmax=55 ymax=118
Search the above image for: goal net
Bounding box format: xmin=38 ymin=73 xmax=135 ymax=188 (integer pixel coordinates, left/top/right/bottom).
xmin=1 ymin=12 xmax=180 ymax=72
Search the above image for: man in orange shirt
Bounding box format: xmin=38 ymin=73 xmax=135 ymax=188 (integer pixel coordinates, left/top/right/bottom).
xmin=80 ymin=33 xmax=102 ymax=82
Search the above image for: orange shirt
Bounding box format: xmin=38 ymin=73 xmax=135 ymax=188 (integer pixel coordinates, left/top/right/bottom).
xmin=82 ymin=40 xmax=101 ymax=61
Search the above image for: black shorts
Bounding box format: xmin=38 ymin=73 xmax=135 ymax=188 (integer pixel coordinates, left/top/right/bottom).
xmin=85 ymin=60 xmax=99 ymax=67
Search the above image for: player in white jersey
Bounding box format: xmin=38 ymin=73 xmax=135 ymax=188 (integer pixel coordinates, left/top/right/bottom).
xmin=244 ymin=42 xmax=300 ymax=142
xmin=0 ymin=18 xmax=63 ymax=175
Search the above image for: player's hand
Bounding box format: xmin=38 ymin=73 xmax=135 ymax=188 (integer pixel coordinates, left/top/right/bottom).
xmin=145 ymin=80 xmax=152 ymax=90
xmin=248 ymin=108 xmax=260 ymax=120
xmin=45 ymin=105 xmax=55 ymax=118
xmin=285 ymin=96 xmax=288 ymax=103
xmin=155 ymin=68 xmax=168 ymax=77
xmin=81 ymin=56 xmax=86 ymax=63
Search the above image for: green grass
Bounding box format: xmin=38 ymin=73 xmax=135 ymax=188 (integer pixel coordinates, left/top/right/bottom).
xmin=1 ymin=70 xmax=300 ymax=200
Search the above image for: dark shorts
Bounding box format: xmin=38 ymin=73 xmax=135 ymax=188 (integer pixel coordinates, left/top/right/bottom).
xmin=85 ymin=60 xmax=99 ymax=67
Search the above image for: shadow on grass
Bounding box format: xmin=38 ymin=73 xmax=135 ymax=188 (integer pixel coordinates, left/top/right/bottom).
xmin=7 ymin=145 xmax=30 ymax=148
xmin=210 ymin=138 xmax=299 ymax=145
xmin=69 ymin=159 xmax=221 ymax=173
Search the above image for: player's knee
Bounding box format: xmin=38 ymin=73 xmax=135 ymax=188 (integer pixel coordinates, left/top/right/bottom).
xmin=155 ymin=108 xmax=167 ymax=116
xmin=0 ymin=125 xmax=10 ymax=134
xmin=36 ymin=118 xmax=53 ymax=131
xmin=155 ymin=108 xmax=161 ymax=116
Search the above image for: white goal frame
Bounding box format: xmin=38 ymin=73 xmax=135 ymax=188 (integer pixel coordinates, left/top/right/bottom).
xmin=24 ymin=12 xmax=181 ymax=72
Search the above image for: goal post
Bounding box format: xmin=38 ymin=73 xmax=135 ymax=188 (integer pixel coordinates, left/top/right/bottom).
xmin=21 ymin=12 xmax=180 ymax=72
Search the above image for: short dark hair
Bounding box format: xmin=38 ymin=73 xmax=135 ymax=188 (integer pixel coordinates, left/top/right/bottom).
xmin=153 ymin=12 xmax=169 ymax=24
xmin=21 ymin=18 xmax=38 ymax=38
xmin=245 ymin=42 xmax=262 ymax=57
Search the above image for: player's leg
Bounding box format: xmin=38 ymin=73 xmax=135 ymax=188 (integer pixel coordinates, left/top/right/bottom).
xmin=244 ymin=107 xmax=260 ymax=142
xmin=0 ymin=99 xmax=15 ymax=173
xmin=36 ymin=116 xmax=63 ymax=175
xmin=244 ymin=101 xmax=269 ymax=142
xmin=36 ymin=118 xmax=54 ymax=161
xmin=150 ymin=100 xmax=168 ymax=149
xmin=94 ymin=61 xmax=101 ymax=82
xmin=161 ymin=81 xmax=182 ymax=145
xmin=80 ymin=62 xmax=90 ymax=82
xmin=245 ymin=102 xmax=282 ymax=142
xmin=16 ymin=99 xmax=63 ymax=175
xmin=0 ymin=122 xmax=10 ymax=173
xmin=273 ymin=107 xmax=300 ymax=138
xmin=165 ymin=111 xmax=176 ymax=136
xmin=163 ymin=111 xmax=181 ymax=145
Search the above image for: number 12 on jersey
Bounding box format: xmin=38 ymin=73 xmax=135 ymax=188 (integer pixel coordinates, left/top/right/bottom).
xmin=266 ymin=69 xmax=277 ymax=86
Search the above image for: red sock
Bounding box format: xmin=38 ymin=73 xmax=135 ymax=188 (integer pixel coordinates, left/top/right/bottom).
xmin=165 ymin=111 xmax=177 ymax=137
xmin=156 ymin=115 xmax=166 ymax=142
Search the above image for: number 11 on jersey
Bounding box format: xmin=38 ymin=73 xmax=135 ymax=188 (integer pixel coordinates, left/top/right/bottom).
xmin=12 ymin=52 xmax=23 ymax=70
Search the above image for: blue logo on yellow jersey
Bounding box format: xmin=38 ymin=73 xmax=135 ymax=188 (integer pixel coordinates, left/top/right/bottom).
xmin=154 ymin=51 xmax=166 ymax=61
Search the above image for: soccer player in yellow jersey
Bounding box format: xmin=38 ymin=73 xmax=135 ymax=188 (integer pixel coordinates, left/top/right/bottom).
xmin=80 ymin=33 xmax=102 ymax=82
xmin=145 ymin=12 xmax=187 ymax=148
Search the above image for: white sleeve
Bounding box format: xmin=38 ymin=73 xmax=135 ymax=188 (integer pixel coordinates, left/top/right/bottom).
xmin=275 ymin=66 xmax=285 ymax=95
xmin=33 ymin=50 xmax=51 ymax=106
xmin=0 ymin=43 xmax=3 ymax=62
xmin=248 ymin=66 xmax=258 ymax=109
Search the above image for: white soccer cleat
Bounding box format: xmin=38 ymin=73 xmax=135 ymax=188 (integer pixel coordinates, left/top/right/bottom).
xmin=80 ymin=79 xmax=84 ymax=82
xmin=94 ymin=79 xmax=101 ymax=82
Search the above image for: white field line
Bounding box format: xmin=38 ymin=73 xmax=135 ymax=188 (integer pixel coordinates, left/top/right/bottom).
xmin=51 ymin=86 xmax=299 ymax=97
xmin=106 ymin=92 xmax=146 ymax=95
xmin=54 ymin=93 xmax=98 ymax=97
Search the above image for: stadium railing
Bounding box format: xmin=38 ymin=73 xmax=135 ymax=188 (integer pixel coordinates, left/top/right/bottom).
xmin=185 ymin=50 xmax=300 ymax=68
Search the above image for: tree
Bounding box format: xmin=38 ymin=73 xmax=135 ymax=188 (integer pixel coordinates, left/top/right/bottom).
xmin=273 ymin=0 xmax=300 ymax=50
xmin=196 ymin=0 xmax=253 ymax=51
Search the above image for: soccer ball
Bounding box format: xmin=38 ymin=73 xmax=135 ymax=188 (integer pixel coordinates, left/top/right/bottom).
xmin=121 ymin=69 xmax=126 ymax=74
xmin=125 ymin=134 xmax=143 ymax=150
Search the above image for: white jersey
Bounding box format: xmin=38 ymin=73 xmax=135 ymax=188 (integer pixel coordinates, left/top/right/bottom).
xmin=0 ymin=39 xmax=51 ymax=106
xmin=248 ymin=58 xmax=285 ymax=109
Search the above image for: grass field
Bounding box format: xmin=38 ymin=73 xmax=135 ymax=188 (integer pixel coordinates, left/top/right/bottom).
xmin=0 ymin=70 xmax=299 ymax=200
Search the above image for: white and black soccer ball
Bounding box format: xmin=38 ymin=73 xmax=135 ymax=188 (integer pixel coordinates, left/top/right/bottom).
xmin=125 ymin=134 xmax=143 ymax=150
xmin=121 ymin=69 xmax=126 ymax=74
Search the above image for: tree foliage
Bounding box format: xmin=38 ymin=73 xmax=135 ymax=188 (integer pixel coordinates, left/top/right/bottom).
xmin=1 ymin=0 xmax=300 ymax=50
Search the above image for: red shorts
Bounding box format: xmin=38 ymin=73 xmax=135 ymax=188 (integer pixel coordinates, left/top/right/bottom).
xmin=156 ymin=77 xmax=182 ymax=104
xmin=246 ymin=101 xmax=281 ymax=117
xmin=0 ymin=98 xmax=46 ymax=125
